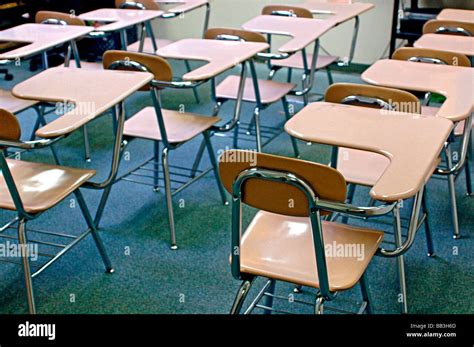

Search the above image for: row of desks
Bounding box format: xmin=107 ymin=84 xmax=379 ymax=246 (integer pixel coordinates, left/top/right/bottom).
xmin=2 ymin=5 xmax=473 ymax=225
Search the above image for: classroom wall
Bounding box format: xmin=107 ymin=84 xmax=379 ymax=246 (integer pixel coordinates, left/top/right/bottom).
xmin=154 ymin=0 xmax=396 ymax=65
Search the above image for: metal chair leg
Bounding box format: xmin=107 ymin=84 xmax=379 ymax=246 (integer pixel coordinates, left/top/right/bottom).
xmin=230 ymin=277 xmax=255 ymax=314
xmin=31 ymin=105 xmax=61 ymax=164
xmin=326 ymin=67 xmax=334 ymax=85
xmin=162 ymin=147 xmax=177 ymax=250
xmin=203 ymin=132 xmax=228 ymax=205
xmin=75 ymin=190 xmax=114 ymax=273
xmin=393 ymin=204 xmax=408 ymax=314
xmin=314 ymin=296 xmax=325 ymax=315
xmin=83 ymin=125 xmax=91 ymax=162
xmin=421 ymin=187 xmax=435 ymax=257
xmin=233 ymin=121 xmax=240 ymax=149
xmin=445 ymin=145 xmax=460 ymax=239
xmin=190 ymin=102 xmax=222 ymax=178
xmin=190 ymin=138 xmax=206 ymax=179
xmin=246 ymin=115 xmax=256 ymax=135
xmin=184 ymin=60 xmax=200 ymax=104
xmin=282 ymin=98 xmax=300 ymax=158
xmin=18 ymin=219 xmax=36 ymax=314
xmin=465 ymin=130 xmax=473 ymax=196
xmin=262 ymin=279 xmax=276 ymax=315
xmin=153 ymin=141 xmax=160 ymax=192
xmin=341 ymin=184 xmax=356 ymax=224
xmin=254 ymin=107 xmax=262 ymax=152
xmin=287 ymin=68 xmax=293 ymax=83
xmin=359 ymin=273 xmax=373 ymax=314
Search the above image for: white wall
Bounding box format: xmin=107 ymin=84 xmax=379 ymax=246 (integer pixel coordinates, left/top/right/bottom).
xmin=155 ymin=0 xmax=396 ymax=65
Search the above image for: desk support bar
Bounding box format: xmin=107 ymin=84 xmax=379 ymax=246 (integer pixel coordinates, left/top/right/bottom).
xmin=436 ymin=114 xmax=472 ymax=176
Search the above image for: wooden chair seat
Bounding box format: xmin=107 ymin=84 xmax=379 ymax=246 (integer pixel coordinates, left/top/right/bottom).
xmin=123 ymin=107 xmax=220 ymax=143
xmin=239 ymin=211 xmax=384 ymax=291
xmin=0 ymin=159 xmax=95 ymax=214
xmin=0 ymin=89 xmax=38 ymax=114
xmin=216 ymin=75 xmax=295 ymax=104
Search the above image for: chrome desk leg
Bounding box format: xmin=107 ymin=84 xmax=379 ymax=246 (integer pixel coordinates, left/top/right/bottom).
xmin=230 ymin=278 xmax=255 ymax=314
xmin=162 ymin=147 xmax=177 ymax=250
xmin=393 ymin=204 xmax=408 ymax=314
xmin=18 ymin=219 xmax=36 ymax=314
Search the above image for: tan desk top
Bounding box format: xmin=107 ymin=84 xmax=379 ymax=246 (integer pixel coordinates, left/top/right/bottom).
xmin=79 ymin=9 xmax=164 ymax=32
xmin=284 ymin=102 xmax=453 ymax=202
xmin=156 ymin=39 xmax=269 ymax=81
xmin=437 ymin=8 xmax=474 ymax=23
xmin=12 ymin=67 xmax=153 ymax=138
xmin=242 ymin=15 xmax=334 ymax=53
xmin=361 ymin=59 xmax=474 ymax=123
xmin=0 ymin=24 xmax=93 ymax=60
xmin=154 ymin=0 xmax=208 ymax=13
xmin=301 ymin=1 xmax=374 ymax=25
xmin=414 ymin=33 xmax=474 ymax=57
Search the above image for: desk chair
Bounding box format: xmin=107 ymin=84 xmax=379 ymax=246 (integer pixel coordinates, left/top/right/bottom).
xmin=116 ymin=0 xmax=208 ymax=104
xmin=220 ymin=150 xmax=395 ymax=314
xmin=392 ymin=47 xmax=473 ymax=237
xmin=102 ymin=50 xmax=227 ymax=250
xmin=263 ymin=5 xmax=337 ymax=103
xmin=203 ymin=28 xmax=300 ymax=156
xmin=35 ymin=11 xmax=106 ymax=163
xmin=0 ymin=109 xmax=113 ymax=314
xmin=324 ymin=83 xmax=435 ymax=314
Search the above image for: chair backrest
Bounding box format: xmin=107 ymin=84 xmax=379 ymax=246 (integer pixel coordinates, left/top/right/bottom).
xmin=0 ymin=109 xmax=21 ymax=145
xmin=392 ymin=47 xmax=471 ymax=67
xmin=325 ymin=83 xmax=421 ymax=113
xmin=103 ymin=50 xmax=173 ymax=92
xmin=219 ymin=150 xmax=347 ymax=217
xmin=262 ymin=5 xmax=313 ymax=19
xmin=205 ymin=28 xmax=267 ymax=43
xmin=423 ymin=19 xmax=474 ymax=36
xmin=115 ymin=0 xmax=160 ymax=10
xmin=35 ymin=11 xmax=86 ymax=26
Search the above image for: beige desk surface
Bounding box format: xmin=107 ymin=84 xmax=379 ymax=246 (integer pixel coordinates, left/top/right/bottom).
xmin=157 ymin=39 xmax=269 ymax=81
xmin=12 ymin=67 xmax=153 ymax=138
xmin=361 ymin=59 xmax=474 ymax=123
xmin=79 ymin=9 xmax=164 ymax=32
xmin=414 ymin=34 xmax=474 ymax=57
xmin=437 ymin=9 xmax=474 ymax=23
xmin=285 ymin=102 xmax=453 ymax=202
xmin=242 ymin=15 xmax=335 ymax=53
xmin=301 ymin=1 xmax=374 ymax=25
xmin=154 ymin=0 xmax=208 ymax=13
xmin=0 ymin=24 xmax=93 ymax=60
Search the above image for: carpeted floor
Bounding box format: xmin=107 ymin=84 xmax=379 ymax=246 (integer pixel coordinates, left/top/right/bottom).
xmin=0 ymin=59 xmax=473 ymax=314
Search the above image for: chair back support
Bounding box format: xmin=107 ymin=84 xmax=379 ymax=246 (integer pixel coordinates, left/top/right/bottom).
xmin=0 ymin=109 xmax=24 ymax=214
xmin=205 ymin=28 xmax=267 ymax=43
xmin=103 ymin=50 xmax=173 ymax=92
xmin=325 ymin=83 xmax=421 ymax=113
xmin=115 ymin=0 xmax=161 ymax=10
xmin=262 ymin=5 xmax=313 ymax=19
xmin=423 ymin=19 xmax=474 ymax=36
xmin=0 ymin=109 xmax=21 ymax=144
xmin=103 ymin=50 xmax=172 ymax=145
xmin=35 ymin=11 xmax=86 ymax=26
xmin=219 ymin=150 xmax=347 ymax=217
xmin=392 ymin=47 xmax=471 ymax=67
